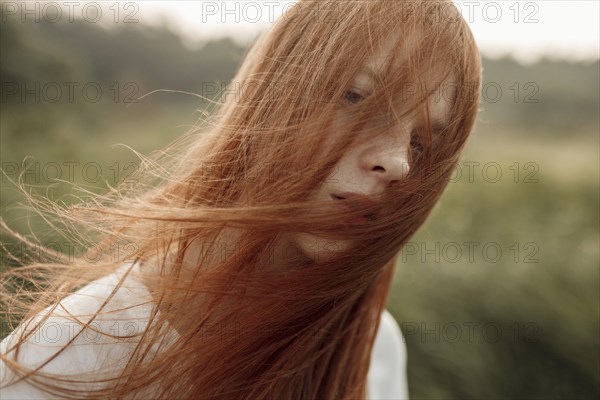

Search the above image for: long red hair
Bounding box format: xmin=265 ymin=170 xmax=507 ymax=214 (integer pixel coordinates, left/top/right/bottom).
xmin=1 ymin=0 xmax=482 ymax=398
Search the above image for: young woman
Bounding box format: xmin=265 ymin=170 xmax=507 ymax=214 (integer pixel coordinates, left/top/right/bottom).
xmin=0 ymin=0 xmax=482 ymax=398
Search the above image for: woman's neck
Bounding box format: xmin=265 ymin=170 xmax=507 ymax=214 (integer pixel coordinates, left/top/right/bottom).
xmin=137 ymin=229 xmax=311 ymax=335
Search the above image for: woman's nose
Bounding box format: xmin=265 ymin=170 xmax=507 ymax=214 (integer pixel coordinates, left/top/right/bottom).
xmin=366 ymin=149 xmax=411 ymax=186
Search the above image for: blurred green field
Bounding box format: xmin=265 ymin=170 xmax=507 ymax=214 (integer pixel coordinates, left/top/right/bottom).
xmin=1 ymin=13 xmax=598 ymax=400
xmin=392 ymin=134 xmax=599 ymax=399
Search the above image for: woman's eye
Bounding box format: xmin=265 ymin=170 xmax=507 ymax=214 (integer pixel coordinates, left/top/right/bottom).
xmin=344 ymin=89 xmax=366 ymax=105
xmin=410 ymin=135 xmax=424 ymax=155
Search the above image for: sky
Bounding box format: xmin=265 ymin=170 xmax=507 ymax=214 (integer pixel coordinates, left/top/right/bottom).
xmin=130 ymin=0 xmax=599 ymax=63
xmin=9 ymin=1 xmax=598 ymax=63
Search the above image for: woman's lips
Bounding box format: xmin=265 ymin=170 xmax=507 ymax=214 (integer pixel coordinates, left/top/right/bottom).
xmin=330 ymin=193 xmax=379 ymax=222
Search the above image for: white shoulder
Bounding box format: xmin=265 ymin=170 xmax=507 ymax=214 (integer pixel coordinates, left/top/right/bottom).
xmin=0 ymin=262 xmax=154 ymax=398
xmin=367 ymin=309 xmax=410 ymax=400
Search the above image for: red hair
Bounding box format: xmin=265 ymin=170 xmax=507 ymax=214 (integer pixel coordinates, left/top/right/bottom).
xmin=1 ymin=0 xmax=482 ymax=398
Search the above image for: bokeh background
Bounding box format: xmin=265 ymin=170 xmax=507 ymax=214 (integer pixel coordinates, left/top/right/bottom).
xmin=1 ymin=1 xmax=598 ymax=399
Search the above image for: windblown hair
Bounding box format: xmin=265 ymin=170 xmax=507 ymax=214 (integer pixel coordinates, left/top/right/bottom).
xmin=1 ymin=0 xmax=482 ymax=398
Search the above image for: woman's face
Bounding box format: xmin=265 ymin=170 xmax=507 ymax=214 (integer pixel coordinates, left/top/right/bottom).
xmin=286 ymin=33 xmax=457 ymax=263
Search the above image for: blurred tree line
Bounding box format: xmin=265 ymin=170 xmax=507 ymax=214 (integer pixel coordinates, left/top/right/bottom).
xmin=1 ymin=13 xmax=598 ymax=139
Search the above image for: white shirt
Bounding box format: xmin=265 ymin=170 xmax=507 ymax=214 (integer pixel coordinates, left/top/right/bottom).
xmin=0 ymin=262 xmax=409 ymax=399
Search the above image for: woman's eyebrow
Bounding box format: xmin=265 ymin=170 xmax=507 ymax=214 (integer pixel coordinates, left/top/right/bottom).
xmin=412 ymin=119 xmax=449 ymax=135
xmin=427 ymin=119 xmax=450 ymax=135
xmin=358 ymin=65 xmax=383 ymax=81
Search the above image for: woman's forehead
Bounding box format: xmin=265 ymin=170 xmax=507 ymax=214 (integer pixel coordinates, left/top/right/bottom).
xmin=360 ymin=31 xmax=457 ymax=127
xmin=364 ymin=29 xmax=456 ymax=81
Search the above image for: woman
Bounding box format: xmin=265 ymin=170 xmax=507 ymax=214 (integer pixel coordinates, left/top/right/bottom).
xmin=0 ymin=0 xmax=482 ymax=398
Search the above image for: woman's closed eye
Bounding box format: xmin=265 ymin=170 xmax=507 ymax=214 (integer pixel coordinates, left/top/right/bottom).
xmin=409 ymin=132 xmax=425 ymax=157
xmin=344 ymin=88 xmax=369 ymax=105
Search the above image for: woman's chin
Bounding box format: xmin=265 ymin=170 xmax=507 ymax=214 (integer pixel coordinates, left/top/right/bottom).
xmin=290 ymin=233 xmax=354 ymax=262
